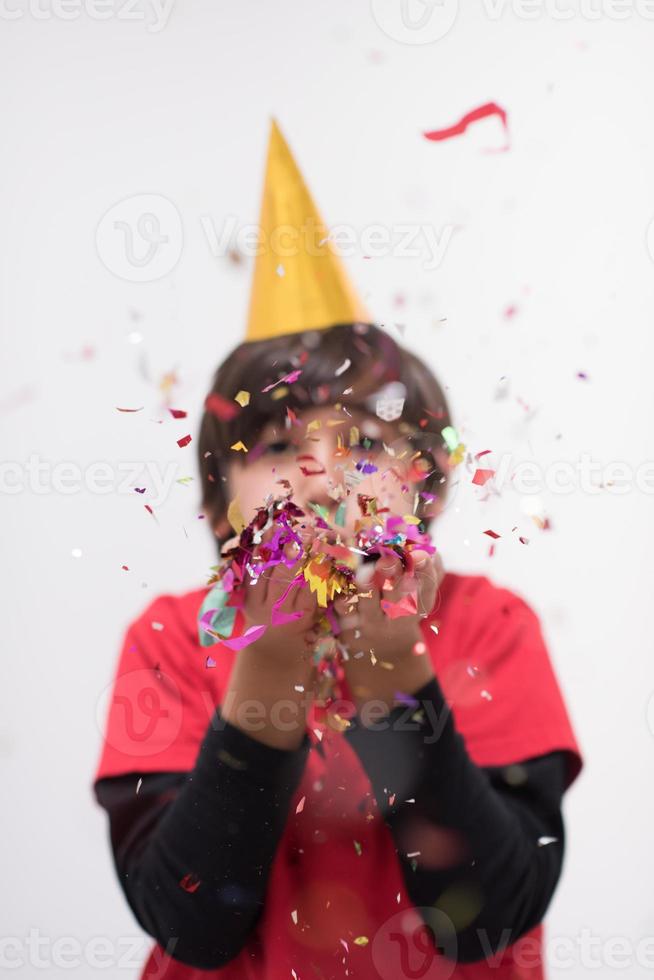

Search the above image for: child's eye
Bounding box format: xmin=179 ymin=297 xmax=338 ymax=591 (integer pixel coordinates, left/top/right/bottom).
xmin=264 ymin=440 xmax=294 ymax=455
xmin=355 ymin=436 xmax=382 ymax=452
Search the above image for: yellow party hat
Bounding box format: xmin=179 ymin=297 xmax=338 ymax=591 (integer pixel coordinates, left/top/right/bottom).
xmin=245 ymin=119 xmax=370 ymax=342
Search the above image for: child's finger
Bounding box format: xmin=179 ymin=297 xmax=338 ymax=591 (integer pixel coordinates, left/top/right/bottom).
xmin=411 ymin=550 xmax=439 ymax=617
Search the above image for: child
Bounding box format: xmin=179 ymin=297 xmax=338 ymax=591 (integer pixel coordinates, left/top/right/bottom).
xmin=93 ymin=122 xmax=583 ymax=980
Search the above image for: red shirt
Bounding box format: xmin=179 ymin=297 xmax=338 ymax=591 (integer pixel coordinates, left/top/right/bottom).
xmin=94 ymin=572 xmax=583 ymax=980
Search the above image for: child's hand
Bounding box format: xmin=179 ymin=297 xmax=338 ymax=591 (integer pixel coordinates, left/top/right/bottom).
xmin=242 ymin=531 xmax=321 ymax=668
xmin=335 ymin=549 xmax=442 ymax=658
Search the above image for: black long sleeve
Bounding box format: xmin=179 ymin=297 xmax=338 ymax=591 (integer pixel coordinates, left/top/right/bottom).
xmin=343 ymin=675 xmax=569 ymax=963
xmin=94 ymin=710 xmax=310 ymax=970
xmin=95 ymin=687 xmax=569 ymax=971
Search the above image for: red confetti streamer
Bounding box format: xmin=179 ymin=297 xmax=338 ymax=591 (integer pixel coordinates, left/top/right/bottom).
xmin=424 ymin=102 xmax=508 ymax=144
xmin=179 ymin=873 xmax=202 ymax=893
xmin=472 ymin=468 xmax=495 ymax=486
xmin=205 ymin=393 xmax=239 ymax=421
xmin=177 ymin=434 xmax=192 ymax=448
xmin=484 ymin=529 xmax=500 ymax=539
xmin=169 ymin=408 xmax=187 ymax=419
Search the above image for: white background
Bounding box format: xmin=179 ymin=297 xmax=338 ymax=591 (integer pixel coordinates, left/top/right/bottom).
xmin=2 ymin=1 xmax=654 ymax=977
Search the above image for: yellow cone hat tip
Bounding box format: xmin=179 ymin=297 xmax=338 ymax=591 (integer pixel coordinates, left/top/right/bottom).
xmin=245 ymin=119 xmax=370 ymax=342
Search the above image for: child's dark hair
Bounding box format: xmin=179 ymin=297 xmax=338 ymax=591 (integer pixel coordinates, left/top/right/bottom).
xmin=198 ymin=322 xmax=452 ymax=549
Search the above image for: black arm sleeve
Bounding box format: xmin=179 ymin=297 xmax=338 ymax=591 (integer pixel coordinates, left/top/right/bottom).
xmin=94 ymin=710 xmax=311 ymax=971
xmin=343 ymin=676 xmax=569 ymax=964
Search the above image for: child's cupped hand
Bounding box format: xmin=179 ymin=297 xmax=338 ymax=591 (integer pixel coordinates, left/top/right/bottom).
xmin=333 ymin=549 xmax=444 ymax=663
xmin=241 ymin=528 xmax=322 ymax=667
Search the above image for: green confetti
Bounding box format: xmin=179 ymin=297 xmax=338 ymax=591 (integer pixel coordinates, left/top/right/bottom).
xmin=441 ymin=426 xmax=459 ymax=452
xmin=334 ymin=502 xmax=347 ymax=527
xmin=308 ymin=501 xmax=331 ymax=522
xmin=353 ymin=840 xmax=362 ymax=856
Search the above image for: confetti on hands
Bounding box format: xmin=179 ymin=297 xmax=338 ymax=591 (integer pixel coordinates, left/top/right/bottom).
xmin=197 ymin=487 xmax=440 ymax=706
xmin=332 ymin=548 xmax=444 ymax=666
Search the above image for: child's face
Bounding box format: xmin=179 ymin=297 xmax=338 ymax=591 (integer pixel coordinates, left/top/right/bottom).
xmin=223 ymin=404 xmax=437 ymax=541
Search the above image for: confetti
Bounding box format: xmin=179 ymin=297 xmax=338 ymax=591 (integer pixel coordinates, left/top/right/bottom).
xmin=295 ymin=796 xmax=306 ymax=814
xmin=205 ymin=392 xmax=240 ymax=421
xmin=234 ymin=390 xmax=250 ymax=407
xmin=222 ymin=624 xmax=268 ymax=651
xmin=230 ymin=441 xmax=248 ymax=453
xmin=179 ymin=873 xmax=202 ymax=893
xmin=381 ymin=593 xmax=418 ymax=619
xmin=472 ymin=468 xmax=495 ymax=486
xmin=376 ymin=398 xmax=405 ymax=422
xmin=177 ymin=434 xmax=192 ymax=448
xmin=116 ymin=406 xmax=144 ymax=413
xmin=335 ymin=357 xmax=351 ymax=376
xmin=169 ymin=408 xmax=187 ymax=419
xmin=424 ymin=101 xmax=508 ymax=146
xmin=262 ymin=370 xmax=302 ymax=393
xmin=484 ymin=529 xmax=500 ymax=539
xmin=441 ymin=426 xmax=460 ymax=452
xmin=227 ymin=497 xmax=247 ymax=534
xmin=354 ymin=937 xmax=369 ymax=947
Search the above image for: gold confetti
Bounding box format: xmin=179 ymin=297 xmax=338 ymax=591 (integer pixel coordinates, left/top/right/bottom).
xmin=227 ymin=497 xmax=246 ymax=534
xmin=234 ymin=390 xmax=250 ymax=407
xmin=230 ymin=441 xmax=248 ymax=453
xmin=354 ymin=936 xmax=369 ymax=947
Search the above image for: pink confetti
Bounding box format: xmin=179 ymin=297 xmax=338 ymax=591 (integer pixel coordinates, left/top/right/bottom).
xmin=381 ymin=593 xmax=418 ymax=619
xmin=262 ymin=370 xmax=302 ymax=393
xmin=222 ymin=624 xmax=267 ymax=651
